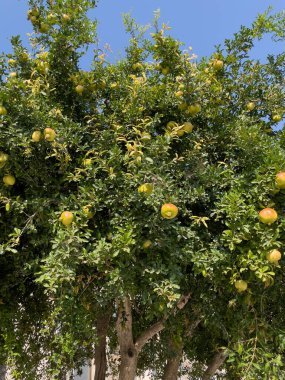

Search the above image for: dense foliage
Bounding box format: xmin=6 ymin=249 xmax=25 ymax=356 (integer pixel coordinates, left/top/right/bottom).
xmin=0 ymin=1 xmax=284 ymax=379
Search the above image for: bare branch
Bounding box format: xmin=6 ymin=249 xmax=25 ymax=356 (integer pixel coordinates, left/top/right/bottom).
xmin=202 ymin=351 xmax=228 ymax=380
xmin=135 ymin=293 xmax=192 ymax=352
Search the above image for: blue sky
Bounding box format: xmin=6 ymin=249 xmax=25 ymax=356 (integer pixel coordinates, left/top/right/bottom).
xmin=0 ymin=0 xmax=284 ymax=66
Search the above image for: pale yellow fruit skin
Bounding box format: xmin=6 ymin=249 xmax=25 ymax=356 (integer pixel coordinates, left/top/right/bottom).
xmin=142 ymin=240 xmax=152 ymax=249
xmin=213 ymin=59 xmax=224 ymax=70
xmin=82 ymin=206 xmax=94 ymax=219
xmin=138 ymin=183 xmax=153 ymax=195
xmin=161 ymin=203 xmax=178 ymax=219
xmin=258 ymin=208 xmax=278 ymax=224
xmin=0 ymin=152 xmax=9 ymax=168
xmin=0 ymin=106 xmax=7 ymax=116
xmin=183 ymin=122 xmax=194 ymax=133
xmin=3 ymin=175 xmax=16 ymax=186
xmin=234 ymin=280 xmax=248 ymax=292
xmin=44 ymin=128 xmax=56 ymax=142
xmin=75 ymin=85 xmax=84 ymax=94
xmin=272 ymin=114 xmax=282 ymax=122
xmin=246 ymin=102 xmax=255 ymax=111
xmin=276 ymin=172 xmax=285 ymax=189
xmin=266 ymin=249 xmax=282 ymax=263
xmin=32 ymin=131 xmax=42 ymax=142
xmin=60 ymin=211 xmax=74 ymax=226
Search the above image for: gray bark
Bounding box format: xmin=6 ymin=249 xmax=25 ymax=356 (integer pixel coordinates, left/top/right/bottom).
xmin=202 ymin=351 xmax=228 ymax=380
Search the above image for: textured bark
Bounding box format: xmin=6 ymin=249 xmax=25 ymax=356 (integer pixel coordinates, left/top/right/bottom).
xmin=162 ymin=341 xmax=183 ymax=380
xmin=0 ymin=365 xmax=6 ymax=380
xmin=162 ymin=317 xmax=202 ymax=380
xmin=94 ymin=308 xmax=111 ymax=380
xmin=116 ymin=294 xmax=191 ymax=380
xmin=116 ymin=298 xmax=138 ymax=380
xmin=202 ymin=351 xmax=228 ymax=380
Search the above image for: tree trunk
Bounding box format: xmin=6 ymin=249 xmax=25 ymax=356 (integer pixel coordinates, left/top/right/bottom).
xmin=162 ymin=341 xmax=183 ymax=380
xmin=162 ymin=317 xmax=201 ymax=380
xmin=118 ymin=350 xmax=138 ymax=380
xmin=0 ymin=365 xmax=6 ymax=380
xmin=94 ymin=309 xmax=111 ymax=380
xmin=202 ymin=351 xmax=228 ymax=380
xmin=116 ymin=294 xmax=191 ymax=380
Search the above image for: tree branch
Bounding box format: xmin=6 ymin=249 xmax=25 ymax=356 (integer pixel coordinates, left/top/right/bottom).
xmin=202 ymin=351 xmax=228 ymax=380
xmin=135 ymin=293 xmax=191 ymax=352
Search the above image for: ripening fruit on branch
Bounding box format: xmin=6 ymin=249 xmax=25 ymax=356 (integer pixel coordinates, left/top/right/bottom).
xmin=47 ymin=13 xmax=57 ymax=24
xmin=276 ymin=172 xmax=285 ymax=189
xmin=39 ymin=23 xmax=49 ymax=33
xmin=212 ymin=59 xmax=224 ymax=70
xmin=175 ymin=90 xmax=183 ymax=98
xmin=234 ymin=280 xmax=248 ymax=292
xmin=246 ymin=102 xmax=255 ymax=111
xmin=178 ymin=102 xmax=188 ymax=111
xmin=167 ymin=121 xmax=178 ymax=129
xmin=266 ymin=249 xmax=282 ymax=263
xmin=176 ymin=128 xmax=185 ymax=137
xmin=0 ymin=106 xmax=7 ymax=116
xmin=138 ymin=183 xmax=153 ymax=195
xmin=62 ymin=14 xmax=71 ymax=22
xmin=75 ymin=85 xmax=84 ymax=95
xmin=183 ymin=122 xmax=194 ymax=133
xmin=161 ymin=67 xmax=170 ymax=75
xmin=161 ymin=203 xmax=178 ymax=219
xmin=259 ymin=208 xmax=278 ymax=224
xmin=82 ymin=206 xmax=94 ymax=219
xmin=272 ymin=113 xmax=282 ymax=123
xmin=44 ymin=128 xmax=56 ymax=142
xmin=0 ymin=152 xmax=9 ymax=168
xmin=60 ymin=211 xmax=74 ymax=226
xmin=32 ymin=131 xmax=42 ymax=142
xmin=83 ymin=158 xmax=92 ymax=167
xmin=3 ymin=175 xmax=16 ymax=186
xmin=142 ymin=240 xmax=152 ymax=249
xmin=187 ymin=103 xmax=201 ymax=115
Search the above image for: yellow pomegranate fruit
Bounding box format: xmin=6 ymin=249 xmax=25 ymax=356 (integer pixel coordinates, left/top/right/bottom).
xmin=161 ymin=203 xmax=178 ymax=219
xmin=183 ymin=122 xmax=194 ymax=133
xmin=0 ymin=152 xmax=9 ymax=168
xmin=213 ymin=59 xmax=224 ymax=70
xmin=44 ymin=128 xmax=56 ymax=142
xmin=82 ymin=206 xmax=94 ymax=219
xmin=60 ymin=211 xmax=74 ymax=226
xmin=32 ymin=131 xmax=42 ymax=142
xmin=266 ymin=249 xmax=282 ymax=263
xmin=142 ymin=240 xmax=152 ymax=249
xmin=272 ymin=114 xmax=282 ymax=123
xmin=234 ymin=280 xmax=248 ymax=292
xmin=75 ymin=84 xmax=84 ymax=95
xmin=3 ymin=175 xmax=16 ymax=186
xmin=138 ymin=183 xmax=153 ymax=195
xmin=258 ymin=208 xmax=278 ymax=224
xmin=275 ymin=172 xmax=285 ymax=189
xmin=0 ymin=106 xmax=7 ymax=116
xmin=187 ymin=103 xmax=201 ymax=115
xmin=246 ymin=102 xmax=255 ymax=111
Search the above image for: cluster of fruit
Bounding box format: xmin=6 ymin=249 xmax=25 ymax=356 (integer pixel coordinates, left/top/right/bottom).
xmin=235 ymin=172 xmax=285 ymax=292
xmin=31 ymin=128 xmax=56 ymax=142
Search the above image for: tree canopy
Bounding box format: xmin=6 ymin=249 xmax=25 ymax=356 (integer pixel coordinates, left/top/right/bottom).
xmin=0 ymin=1 xmax=285 ymax=379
